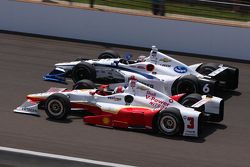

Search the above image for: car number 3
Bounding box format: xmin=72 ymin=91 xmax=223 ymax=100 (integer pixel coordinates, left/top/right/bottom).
xmin=203 ymin=84 xmax=210 ymax=93
xmin=187 ymin=117 xmax=194 ymax=129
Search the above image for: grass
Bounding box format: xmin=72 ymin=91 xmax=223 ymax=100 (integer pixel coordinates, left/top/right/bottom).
xmin=68 ymin=0 xmax=250 ymax=21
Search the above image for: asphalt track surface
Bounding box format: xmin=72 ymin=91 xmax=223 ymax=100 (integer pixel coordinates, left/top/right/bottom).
xmin=0 ymin=32 xmax=250 ymax=167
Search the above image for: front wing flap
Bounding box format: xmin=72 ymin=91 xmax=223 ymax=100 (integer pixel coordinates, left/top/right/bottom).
xmin=14 ymin=100 xmax=39 ymax=116
xmin=43 ymin=67 xmax=67 ymax=84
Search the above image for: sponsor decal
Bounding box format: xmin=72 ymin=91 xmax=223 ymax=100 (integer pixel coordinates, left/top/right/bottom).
xmin=159 ymin=58 xmax=171 ymax=63
xmin=137 ymin=66 xmax=145 ymax=69
xmin=146 ymin=91 xmax=170 ymax=108
xmin=146 ymin=64 xmax=155 ymax=72
xmin=160 ymin=64 xmax=171 ymax=67
xmin=108 ymin=96 xmax=122 ymax=101
xmin=130 ymin=80 xmax=136 ymax=88
xmin=139 ymin=81 xmax=154 ymax=88
xmin=21 ymin=107 xmax=37 ymax=113
xmin=136 ymin=86 xmax=149 ymax=91
xmin=102 ymin=117 xmax=110 ymax=125
xmin=185 ymin=130 xmax=195 ymax=134
xmin=146 ymin=91 xmax=156 ymax=97
xmin=174 ymin=66 xmax=187 ymax=73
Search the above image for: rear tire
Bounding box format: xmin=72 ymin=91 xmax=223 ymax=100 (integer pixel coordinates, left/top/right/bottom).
xmin=71 ymin=62 xmax=96 ymax=83
xmin=173 ymin=75 xmax=199 ymax=95
xmin=196 ymin=63 xmax=219 ymax=75
xmin=98 ymin=50 xmax=120 ymax=59
xmin=73 ymin=79 xmax=96 ymax=90
xmin=45 ymin=93 xmax=70 ymax=120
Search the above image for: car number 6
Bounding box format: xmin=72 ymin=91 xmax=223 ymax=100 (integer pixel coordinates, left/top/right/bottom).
xmin=203 ymin=84 xmax=210 ymax=93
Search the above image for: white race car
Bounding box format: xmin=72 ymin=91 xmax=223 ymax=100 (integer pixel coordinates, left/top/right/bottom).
xmin=44 ymin=46 xmax=239 ymax=96
xmin=14 ymin=80 xmax=224 ymax=137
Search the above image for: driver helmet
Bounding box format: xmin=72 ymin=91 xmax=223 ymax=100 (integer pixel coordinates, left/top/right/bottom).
xmin=99 ymin=85 xmax=109 ymax=91
xmin=137 ymin=55 xmax=146 ymax=62
xmin=114 ymin=86 xmax=124 ymax=93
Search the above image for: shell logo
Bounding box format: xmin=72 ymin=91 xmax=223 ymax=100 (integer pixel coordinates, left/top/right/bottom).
xmin=102 ymin=117 xmax=110 ymax=125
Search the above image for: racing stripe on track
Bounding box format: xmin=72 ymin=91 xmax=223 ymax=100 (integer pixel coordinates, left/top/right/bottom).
xmin=0 ymin=146 xmax=136 ymax=167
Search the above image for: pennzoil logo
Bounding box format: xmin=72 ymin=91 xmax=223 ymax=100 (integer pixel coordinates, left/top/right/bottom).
xmin=159 ymin=58 xmax=171 ymax=63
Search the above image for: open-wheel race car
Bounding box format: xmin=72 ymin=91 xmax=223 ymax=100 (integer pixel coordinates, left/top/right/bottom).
xmin=44 ymin=46 xmax=239 ymax=96
xmin=14 ymin=80 xmax=224 ymax=137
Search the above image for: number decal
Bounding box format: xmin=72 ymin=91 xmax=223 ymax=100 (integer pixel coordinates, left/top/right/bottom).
xmin=187 ymin=117 xmax=194 ymax=129
xmin=202 ymin=84 xmax=210 ymax=93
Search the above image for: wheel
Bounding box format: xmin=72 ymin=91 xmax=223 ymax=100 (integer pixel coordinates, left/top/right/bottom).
xmin=174 ymin=75 xmax=199 ymax=95
xmin=74 ymin=57 xmax=87 ymax=61
xmin=45 ymin=93 xmax=70 ymax=120
xmin=156 ymin=108 xmax=183 ymax=136
xmin=71 ymin=62 xmax=96 ymax=83
xmin=179 ymin=93 xmax=205 ymax=112
xmin=73 ymin=79 xmax=96 ymax=90
xmin=196 ymin=63 xmax=219 ymax=75
xmin=98 ymin=50 xmax=120 ymax=59
xmin=179 ymin=93 xmax=202 ymax=107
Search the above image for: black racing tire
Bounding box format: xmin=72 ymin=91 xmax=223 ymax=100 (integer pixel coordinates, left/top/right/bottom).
xmin=156 ymin=108 xmax=183 ymax=136
xmin=74 ymin=57 xmax=88 ymax=61
xmin=173 ymin=75 xmax=199 ymax=95
xmin=196 ymin=63 xmax=220 ymax=75
xmin=73 ymin=79 xmax=96 ymax=90
xmin=71 ymin=62 xmax=96 ymax=83
xmin=179 ymin=93 xmax=205 ymax=112
xmin=98 ymin=50 xmax=120 ymax=59
xmin=45 ymin=93 xmax=70 ymax=120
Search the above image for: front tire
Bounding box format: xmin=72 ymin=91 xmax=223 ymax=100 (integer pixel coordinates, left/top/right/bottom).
xmin=179 ymin=93 xmax=205 ymax=112
xmin=71 ymin=62 xmax=96 ymax=83
xmin=196 ymin=63 xmax=219 ymax=75
xmin=45 ymin=93 xmax=70 ymax=120
xmin=156 ymin=108 xmax=183 ymax=136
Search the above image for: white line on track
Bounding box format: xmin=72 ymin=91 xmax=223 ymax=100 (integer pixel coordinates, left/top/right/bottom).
xmin=0 ymin=146 xmax=136 ymax=167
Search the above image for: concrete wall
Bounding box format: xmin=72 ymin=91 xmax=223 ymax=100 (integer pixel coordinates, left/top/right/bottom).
xmin=0 ymin=0 xmax=249 ymax=60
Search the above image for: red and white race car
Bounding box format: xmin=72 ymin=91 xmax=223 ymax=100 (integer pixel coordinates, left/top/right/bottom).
xmin=14 ymin=80 xmax=224 ymax=137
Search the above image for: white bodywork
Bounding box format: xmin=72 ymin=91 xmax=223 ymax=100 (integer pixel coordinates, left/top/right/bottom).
xmin=50 ymin=46 xmax=228 ymax=95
